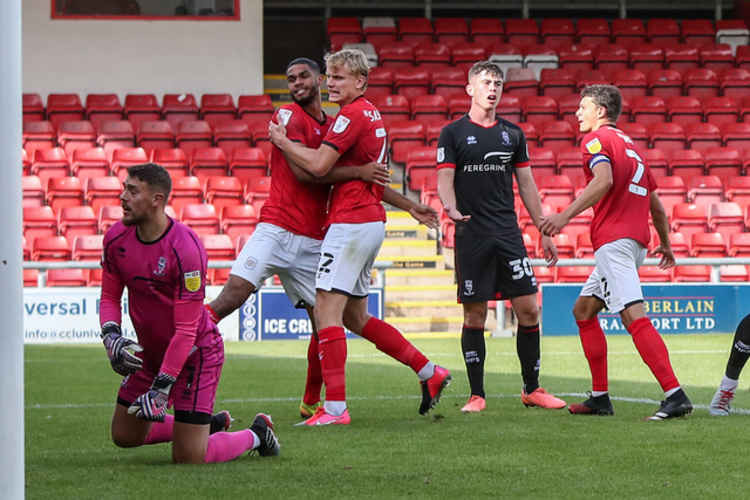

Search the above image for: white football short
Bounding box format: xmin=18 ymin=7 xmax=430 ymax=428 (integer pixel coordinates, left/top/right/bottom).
xmin=230 ymin=223 xmax=320 ymax=307
xmin=579 ymin=238 xmax=647 ymax=313
xmin=316 ymin=221 xmax=385 ymax=297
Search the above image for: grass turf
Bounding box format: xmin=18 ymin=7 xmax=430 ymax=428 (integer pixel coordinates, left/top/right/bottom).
xmin=26 ymin=334 xmax=743 ymax=499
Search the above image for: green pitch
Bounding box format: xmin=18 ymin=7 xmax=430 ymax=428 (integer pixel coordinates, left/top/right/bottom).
xmin=26 ymin=334 xmax=746 ymax=499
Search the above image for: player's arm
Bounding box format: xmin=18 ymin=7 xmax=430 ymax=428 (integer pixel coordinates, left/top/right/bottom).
xmin=383 ymin=186 xmax=439 ymax=229
xmin=269 ymin=121 xmax=341 ymax=177
xmin=515 ymin=167 xmax=558 ymax=265
xmin=649 ymin=191 xmax=676 ymax=269
xmin=284 ymin=153 xmax=390 ymax=186
xmin=436 ymin=128 xmax=469 ymax=223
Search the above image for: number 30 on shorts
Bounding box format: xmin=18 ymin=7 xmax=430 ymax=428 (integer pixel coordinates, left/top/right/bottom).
xmin=509 ymin=257 xmax=533 ymax=280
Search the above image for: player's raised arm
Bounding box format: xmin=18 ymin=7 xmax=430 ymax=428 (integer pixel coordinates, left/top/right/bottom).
xmin=269 ymin=120 xmax=341 ymax=177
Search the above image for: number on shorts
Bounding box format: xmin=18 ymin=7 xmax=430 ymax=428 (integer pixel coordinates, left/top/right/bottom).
xmin=625 ymin=148 xmax=647 ymax=197
xmin=318 ymin=252 xmax=334 ymax=277
xmin=509 ymin=257 xmax=533 ymax=280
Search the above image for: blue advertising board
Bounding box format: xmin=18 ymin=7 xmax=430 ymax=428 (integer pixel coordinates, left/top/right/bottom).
xmin=238 ymin=287 xmax=384 ymax=341
xmin=541 ymin=284 xmax=750 ymax=336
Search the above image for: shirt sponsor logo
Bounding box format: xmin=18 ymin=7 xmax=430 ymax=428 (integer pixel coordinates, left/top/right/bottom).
xmin=585 ymin=138 xmax=602 ymax=154
xmin=466 ymin=135 xmax=477 ymax=145
xmin=333 ymin=115 xmax=350 ymax=133
xmin=437 ymin=147 xmax=445 ymax=163
xmin=483 ymin=151 xmax=513 ymax=161
xmin=277 ymin=108 xmax=293 ymax=126
xmin=153 ymin=256 xmax=167 ymax=276
xmin=501 ymin=131 xmax=511 ymax=145
xmin=184 ymin=271 xmax=201 ymax=292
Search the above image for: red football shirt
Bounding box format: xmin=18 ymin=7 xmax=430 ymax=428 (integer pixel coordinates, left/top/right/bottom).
xmin=261 ymin=103 xmax=332 ymax=240
xmin=581 ymin=125 xmax=656 ymax=250
xmin=321 ymin=96 xmax=387 ymax=225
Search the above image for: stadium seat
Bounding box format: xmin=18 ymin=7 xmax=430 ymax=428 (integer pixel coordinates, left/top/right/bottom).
xmin=327 ymin=17 xmax=363 ymax=40
xmin=72 ymin=234 xmax=104 ymax=261
xmin=181 ymin=203 xmax=220 ymax=235
xmin=441 ymin=220 xmax=455 ymax=248
xmin=247 ymin=121 xmax=272 ymax=161
xmin=46 ymin=268 xmax=87 ymax=287
xmin=405 ymin=147 xmax=437 ymax=192
xmin=398 ymin=17 xmax=433 ymax=44
xmin=518 ymin=202 xmax=554 ymax=231
xmin=228 ymin=147 xmax=267 ymax=185
xmin=558 ymin=47 xmax=595 ymax=72
xmin=204 ymin=176 xmax=243 ymax=213
xmin=664 ymin=45 xmax=699 ymax=72
xmin=538 ymin=174 xmax=574 ymax=210
xmin=200 ymin=234 xmax=235 ymax=260
xmin=504 ymin=68 xmax=539 ymax=97
xmin=23 ymin=120 xmax=56 ymax=157
xmin=703 ymin=147 xmax=742 ymax=179
xmin=411 ymin=94 xmax=448 ymax=123
xmin=725 ymin=176 xmax=750 ymax=208
xmin=496 ymin=95 xmax=521 ymax=123
xmin=414 ymin=42 xmax=451 ymax=68
xmin=434 ymin=17 xmax=468 ymax=45
xmin=200 ymin=94 xmax=236 ymax=127
xmin=557 ymin=266 xmax=594 ymax=283
xmin=233 ymin=234 xmax=252 ymax=257
xmin=23 ymin=206 xmax=58 ymax=245
xmin=426 ymin=120 xmax=450 ymax=146
xmin=539 ymin=69 xmax=576 ymax=98
xmin=137 ymin=120 xmax=175 ymax=152
xmin=110 ymin=147 xmax=149 ymax=181
xmin=430 ymin=66 xmax=465 ymax=97
xmin=686 ymin=175 xmax=724 ymax=206
xmin=541 ymin=18 xmax=575 ymax=44
xmin=221 ymin=204 xmax=259 ymax=241
xmin=563 ymin=207 xmax=594 ymax=243
xmin=124 ymin=94 xmax=161 ymax=128
xmin=671 ymin=202 xmax=709 ymax=240
xmin=648 ymin=122 xmax=685 ymax=151
xmin=58 ymin=205 xmax=96 ymax=239
xmin=647 ymin=18 xmax=681 ymax=46
xmin=575 ymin=232 xmax=594 ymax=258
xmin=86 ymin=176 xmax=122 ymax=214
xmin=189 ymin=147 xmax=228 ymax=182
xmin=366 ymin=67 xmax=394 ymax=98
xmin=23 ymin=269 xmax=39 ymax=287
xmin=176 ymin=120 xmax=213 ymax=156
xmin=557 ymin=93 xmax=581 ymax=128
xmin=647 ymin=69 xmax=684 ymax=98
xmin=388 ymin=120 xmax=426 ymax=165
xmin=57 ymin=120 xmax=96 ymax=156
xmin=528 ymin=147 xmax=556 ymax=180
xmin=518 ymin=122 xmax=538 ymax=146
xmin=237 ymin=94 xmax=274 ymax=123
xmin=668 ymin=149 xmax=705 ymax=181
xmin=212 ymin=120 xmax=252 ymax=158
xmin=46 ymin=176 xmax=84 ymax=212
xmin=85 ymin=94 xmax=123 ymax=127
xmin=555 ymin=148 xmax=585 ymax=187
xmin=487 ymin=44 xmax=524 ymax=76
xmin=684 ymin=122 xmax=722 ymax=151
xmin=720 ymin=68 xmax=750 ymax=98
xmin=470 ymin=18 xmax=503 ymax=45
xmin=708 ymin=201 xmax=744 ymax=240
xmin=673 ymin=265 xmax=712 ymax=282
xmin=371 ymin=95 xmax=410 ymax=127
xmin=577 ymin=18 xmax=610 ymax=45
xmin=523 ymin=96 xmax=558 ymax=126
xmin=244 ymin=176 xmax=272 ymax=211
xmin=594 ymin=44 xmax=629 ymax=73
xmin=643 ymin=148 xmax=668 ymax=177
xmin=98 ymin=205 xmax=123 ymax=234
xmin=522 ymin=232 xmax=537 ymax=258
xmin=729 ymin=232 xmax=750 ymax=257
xmin=32 ymin=235 xmax=71 ymax=261
xmin=654 ymin=176 xmax=687 ymax=214
xmin=96 ymin=120 xmax=136 ymax=160
xmin=150 ymin=147 xmax=188 ymax=179
xmin=631 ymin=96 xmax=667 ymax=125
xmin=704 ymin=97 xmax=740 ymax=126
xmin=450 ymin=43 xmax=486 ymax=73
xmin=721 ymin=122 xmax=750 ymax=150
xmin=639 ymin=265 xmax=672 ymax=282
xmin=46 ymin=93 xmax=84 ymax=128
xmin=378 ymin=42 xmax=415 ymax=68
xmin=613 ymin=69 xmax=647 ymax=98
xmin=719 ymin=264 xmax=749 ymax=282
xmin=22 ymin=175 xmax=45 ymax=208
xmin=681 ymin=19 xmax=716 ymax=46
xmin=691 ymin=231 xmax=727 ymax=257
xmin=743 ymin=96 xmax=750 ymax=123
xmin=700 ymin=44 xmax=735 ymax=72
xmin=393 ymin=67 xmax=430 ymax=99
xmin=169 ymin=176 xmax=203 ymax=215
xmin=629 ymin=44 xmax=664 ymax=72
xmin=162 ymin=93 xmax=200 ymax=127
xmin=716 ymin=19 xmax=750 ymax=53
xmin=505 ymin=19 xmax=539 ymax=45
xmin=668 ymin=231 xmax=691 ymax=258
xmin=539 ymin=121 xmax=575 ymax=153
xmin=612 ymin=19 xmax=646 ymax=48
xmin=23 ymin=93 xmax=44 ymax=123
xmin=683 ymin=68 xmax=720 ymax=98
xmin=666 ymin=96 xmax=703 ymax=126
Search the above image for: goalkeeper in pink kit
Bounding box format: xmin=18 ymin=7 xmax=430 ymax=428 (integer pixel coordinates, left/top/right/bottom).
xmin=99 ymin=163 xmax=279 ymax=463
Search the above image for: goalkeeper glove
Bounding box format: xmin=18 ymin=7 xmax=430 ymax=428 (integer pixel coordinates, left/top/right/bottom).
xmin=128 ymin=372 xmax=176 ymax=422
xmin=101 ymin=322 xmax=143 ymax=376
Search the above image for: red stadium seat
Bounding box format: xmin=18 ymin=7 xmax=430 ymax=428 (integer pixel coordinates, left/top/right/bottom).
xmin=371 ymin=95 xmax=410 ymax=127
xmin=575 ymin=232 xmax=594 ymax=259
xmin=200 ymin=94 xmax=236 ymax=127
xmin=539 ymin=121 xmax=575 ymax=153
xmin=664 ymin=45 xmax=699 ymax=72
xmin=176 ymin=120 xmax=213 ymax=156
xmin=538 ymin=174 xmax=574 ymax=210
xmin=555 ymin=148 xmax=585 ymax=187
xmin=23 ymin=120 xmax=56 ymax=157
xmin=58 ymin=205 xmax=96 ymax=239
xmin=668 ymin=149 xmax=705 ymax=181
xmin=46 ymin=176 xmax=83 ymax=213
xmin=124 ymin=94 xmax=161 ymax=129
xmin=703 ymin=147 xmax=742 ymax=180
xmin=631 ymin=96 xmax=667 ymax=125
xmin=665 ymin=96 xmax=703 ymax=127
xmin=57 ymin=120 xmax=96 ymax=157
xmin=429 ymin=66 xmax=464 ymax=97
xmin=388 ymin=120 xmax=426 ymax=165
xmin=654 ymin=175 xmax=687 ymax=214
xmin=110 ymin=147 xmax=149 ymax=181
xmin=557 ymin=266 xmax=594 ymax=283
xmin=719 ymin=265 xmax=749 ymax=282
xmin=700 ymin=44 xmax=735 ymax=72
xmin=234 ymin=234 xmax=251 ymax=255
xmin=451 ymin=43 xmax=486 ymax=73
xmin=405 ymin=147 xmax=437 ymax=192
xmin=327 ymin=17 xmax=362 ymax=37
xmin=523 ymin=96 xmax=558 ymax=126
xmin=673 ymin=265 xmax=712 ymax=282
xmin=518 ymin=122 xmax=538 ymax=146
xmin=151 ymin=148 xmax=188 ymax=179
xmin=736 ymin=44 xmax=750 ymax=70
xmin=411 ymin=94 xmax=448 ymax=123
xmin=721 ymin=123 xmax=750 ymax=150
xmin=366 ymin=67 xmax=394 ymax=98
xmin=539 ymin=69 xmax=576 ymax=98
xmin=577 ymin=18 xmax=610 ymax=45
xmin=729 ymin=233 xmax=750 ymax=257
xmin=720 ymin=68 xmax=750 ymax=98
xmin=244 ymin=176 xmax=271 ymax=211
xmin=32 ymin=236 xmax=71 ymax=261
xmin=612 ymin=69 xmax=647 ymax=98
xmin=200 ymin=234 xmax=235 ymax=260
xmin=414 ymin=43 xmax=451 ymax=68
xmin=46 ymin=268 xmax=87 ymax=287
xmin=181 ymin=203 xmax=220 ymax=235
xmin=683 ymin=68 xmax=720 ymax=98
xmin=558 ymin=47 xmax=595 ymax=72
xmin=505 ymin=19 xmax=539 ymax=46
xmin=98 ymin=205 xmax=123 ymax=234
xmin=639 ymin=265 xmax=672 ymax=282
xmin=170 ymin=176 xmax=203 ymax=215
xmin=563 ymin=207 xmax=594 ymax=243
xmin=23 ymin=206 xmax=57 ymax=245
xmin=613 ymin=19 xmax=646 ymax=47
xmin=162 ymin=93 xmax=200 ymax=127
xmin=393 ymin=67 xmax=431 ymax=99
xmin=671 ymin=203 xmax=709 ymax=241
xmin=96 ymin=120 xmax=136 ymax=160
xmin=691 ymin=232 xmax=727 ymax=257
xmin=496 ymin=95 xmax=522 ymax=123
xmin=434 ymin=18 xmax=468 ymax=45
xmin=86 ymin=176 xmax=121 ymax=214
xmin=669 ymin=232 xmax=691 ymax=258
xmin=743 ymin=96 xmax=750 ymax=124
xmin=528 ymin=147 xmax=556 ymax=180
xmin=22 ymin=175 xmax=45 ymax=208
xmin=595 ymin=44 xmax=629 ymax=73
xmin=221 ymin=204 xmax=259 ymax=241
xmin=522 ymin=232 xmax=537 ymax=258
xmin=470 ymin=18 xmax=503 ymax=45
xmin=557 ymin=93 xmax=581 ymax=128
xmin=137 ymin=120 xmax=175 ymax=152
xmin=189 ymin=147 xmax=228 ymax=182
xmin=725 ymin=176 xmax=750 ymax=209
xmin=648 ymin=122 xmax=685 ymax=151
xmin=72 ymin=234 xmax=104 ymax=261
xmin=398 ymin=17 xmax=433 ymax=44
xmin=647 ymin=18 xmax=681 ymax=46
xmin=85 ymin=94 xmax=123 ymax=128
xmin=647 ymin=69 xmax=684 ymax=98
xmin=441 ymin=220 xmax=455 ymax=248
xmin=504 ymin=68 xmax=538 ymax=97
xmin=23 ymin=269 xmax=39 ymax=287
xmin=708 ymin=201 xmax=744 ymax=240
xmin=46 ymin=93 xmax=84 ymax=128
xmin=228 ymin=147 xmax=268 ymax=185
xmin=426 ymin=120 xmax=450 ymax=146
xmin=541 ymin=18 xmax=575 ymax=44
xmin=629 ymin=44 xmax=664 ymax=72
xmin=237 ymin=94 xmax=274 ymax=123
xmin=378 ymin=42 xmax=415 ymax=68
xmin=204 ymin=176 xmax=243 ymax=213
xmin=23 ymin=93 xmax=44 ymax=123
xmin=684 ymin=122 xmax=721 ymax=151
xmin=643 ymin=148 xmax=668 ymax=177
xmin=686 ymin=175 xmax=724 ymax=206
xmin=704 ymin=97 xmax=740 ymax=126
xmin=681 ymin=19 xmax=716 ymax=47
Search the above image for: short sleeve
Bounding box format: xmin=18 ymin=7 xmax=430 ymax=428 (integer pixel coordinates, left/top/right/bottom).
xmin=322 ymin=107 xmax=365 ymax=154
xmin=174 ymin=230 xmax=207 ymax=302
xmin=274 ymin=106 xmax=306 ymax=143
xmin=581 ymin=133 xmax=611 ymax=171
xmin=436 ymin=126 xmax=456 ymax=170
xmin=513 ymin=129 xmax=530 ymax=168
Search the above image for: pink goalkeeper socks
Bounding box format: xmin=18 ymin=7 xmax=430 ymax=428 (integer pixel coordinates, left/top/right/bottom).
xmin=204 ymin=430 xmax=257 ymax=463
xmin=144 ymin=414 xmax=174 ymax=444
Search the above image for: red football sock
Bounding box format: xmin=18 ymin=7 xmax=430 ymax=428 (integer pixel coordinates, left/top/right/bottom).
xmin=144 ymin=414 xmax=173 ymax=444
xmin=318 ymin=326 xmax=347 ymax=402
xmin=204 ymin=430 xmax=255 ymax=463
xmin=303 ymin=334 xmax=323 ymax=406
xmin=360 ymin=317 xmax=429 ymax=373
xmin=628 ymin=317 xmax=679 ymax=392
xmin=577 ymin=318 xmax=608 ymax=392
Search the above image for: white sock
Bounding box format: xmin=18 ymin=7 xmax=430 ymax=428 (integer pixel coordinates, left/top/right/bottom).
xmin=665 ymin=386 xmax=681 ymax=398
xmin=324 ymin=400 xmax=346 ymax=416
xmin=591 ymin=391 xmax=608 ymax=397
xmin=417 ymin=362 xmax=435 ymax=381
xmin=720 ymin=375 xmax=739 ymax=391
xmin=248 ymin=430 xmax=260 ymax=449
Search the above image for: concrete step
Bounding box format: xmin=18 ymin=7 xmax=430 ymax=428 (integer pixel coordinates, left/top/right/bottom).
xmin=376 ymin=255 xmax=443 ymax=269
xmin=385 ymin=284 xmax=456 ymax=301
xmin=384 ymin=269 xmax=454 ymax=285
xmin=379 ymin=239 xmax=437 ymax=257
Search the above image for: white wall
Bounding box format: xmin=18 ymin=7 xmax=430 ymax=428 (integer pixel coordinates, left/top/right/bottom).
xmin=23 ymin=0 xmax=263 ymax=101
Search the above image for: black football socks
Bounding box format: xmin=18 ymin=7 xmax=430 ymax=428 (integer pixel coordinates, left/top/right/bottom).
xmin=461 ymin=325 xmax=486 ymax=398
xmin=517 ymin=323 xmax=541 ymax=394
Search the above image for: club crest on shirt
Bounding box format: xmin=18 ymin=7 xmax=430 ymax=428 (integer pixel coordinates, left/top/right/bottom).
xmin=466 ymin=135 xmax=477 ymax=145
xmin=244 ymin=256 xmax=257 ymax=270
xmin=153 ymin=256 xmax=167 ymax=276
xmin=332 ymin=115 xmax=350 ymax=133
xmin=464 ymin=280 xmax=474 ymax=296
xmin=277 ymin=108 xmax=293 ymax=126
xmin=184 ymin=270 xmax=201 ymax=292
xmin=437 ymin=147 xmax=445 ymax=163
xmin=585 ymin=138 xmax=602 ymax=154
xmin=501 ymin=131 xmax=511 ymax=145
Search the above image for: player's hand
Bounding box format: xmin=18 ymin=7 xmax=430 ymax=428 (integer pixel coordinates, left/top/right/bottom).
xmin=444 ymin=206 xmax=470 ymax=223
xmin=128 ymin=373 xmax=175 ymax=422
xmin=650 ymin=244 xmax=676 ymax=270
xmin=409 ymin=203 xmax=439 ymax=230
xmin=268 ymin=120 xmax=287 ymax=147
xmin=539 ymin=213 xmax=568 ymax=237
xmin=540 ymin=235 xmax=559 ymax=266
xmin=101 ymin=322 xmax=143 ymax=377
xmin=360 ymin=162 xmax=391 ymax=186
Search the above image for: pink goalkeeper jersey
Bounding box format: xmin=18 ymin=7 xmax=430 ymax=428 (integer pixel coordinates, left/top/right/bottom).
xmin=99 ymin=218 xmax=219 ymax=376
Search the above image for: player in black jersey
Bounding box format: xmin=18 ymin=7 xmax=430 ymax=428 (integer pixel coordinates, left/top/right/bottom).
xmin=436 ymin=61 xmax=566 ymax=412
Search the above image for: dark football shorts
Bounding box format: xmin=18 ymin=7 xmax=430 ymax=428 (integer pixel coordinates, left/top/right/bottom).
xmin=454 ymin=225 xmax=538 ymax=303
